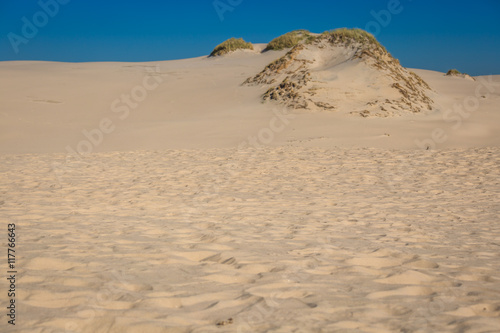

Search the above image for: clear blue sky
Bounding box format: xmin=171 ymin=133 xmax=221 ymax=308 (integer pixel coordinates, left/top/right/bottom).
xmin=1 ymin=0 xmax=499 ymax=75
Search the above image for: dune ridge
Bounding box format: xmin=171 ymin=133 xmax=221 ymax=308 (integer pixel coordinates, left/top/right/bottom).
xmin=244 ymin=28 xmax=434 ymax=116
xmin=1 ymin=29 xmax=500 ymax=154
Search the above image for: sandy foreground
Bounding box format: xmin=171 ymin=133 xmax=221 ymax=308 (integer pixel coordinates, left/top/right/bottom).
xmin=1 ymin=49 xmax=500 ymax=332
xmin=1 ymin=147 xmax=499 ymax=332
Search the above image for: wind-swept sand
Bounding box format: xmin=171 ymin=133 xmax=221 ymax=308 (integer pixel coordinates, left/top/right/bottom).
xmin=1 ymin=47 xmax=499 ymax=153
xmin=2 ymin=148 xmax=500 ymax=332
xmin=1 ymin=43 xmax=500 ymax=332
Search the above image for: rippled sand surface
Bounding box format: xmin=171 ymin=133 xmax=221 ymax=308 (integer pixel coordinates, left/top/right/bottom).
xmin=2 ymin=147 xmax=499 ymax=332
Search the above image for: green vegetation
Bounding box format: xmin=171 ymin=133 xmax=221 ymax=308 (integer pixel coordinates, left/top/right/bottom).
xmin=265 ymin=28 xmax=388 ymax=53
xmin=318 ymin=28 xmax=387 ymax=52
xmin=264 ymin=30 xmax=311 ymax=51
xmin=446 ymin=69 xmax=462 ymax=76
xmin=213 ymin=28 xmax=388 ymax=58
xmin=209 ymin=38 xmax=253 ymax=57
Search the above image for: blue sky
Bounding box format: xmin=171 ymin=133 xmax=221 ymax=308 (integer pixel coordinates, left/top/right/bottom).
xmin=0 ymin=0 xmax=499 ymax=75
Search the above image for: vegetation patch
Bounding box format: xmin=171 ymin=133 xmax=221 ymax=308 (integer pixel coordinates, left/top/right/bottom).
xmin=265 ymin=30 xmax=312 ymax=51
xmin=209 ymin=38 xmax=253 ymax=57
xmin=317 ymin=28 xmax=387 ymax=53
xmin=446 ymin=69 xmax=462 ymax=76
xmin=445 ymin=68 xmax=475 ymax=80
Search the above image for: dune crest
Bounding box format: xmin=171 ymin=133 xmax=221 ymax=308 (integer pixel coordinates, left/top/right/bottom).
xmin=244 ymin=29 xmax=434 ymax=117
xmin=446 ymin=68 xmax=476 ymax=81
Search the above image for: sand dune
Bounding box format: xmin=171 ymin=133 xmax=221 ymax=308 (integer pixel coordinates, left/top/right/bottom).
xmin=0 ymin=49 xmax=499 ymax=154
xmin=1 ymin=30 xmax=500 ymax=332
xmin=244 ymin=30 xmax=434 ymax=115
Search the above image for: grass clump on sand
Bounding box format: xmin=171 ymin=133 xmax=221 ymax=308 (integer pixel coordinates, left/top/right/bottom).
xmin=209 ymin=38 xmax=253 ymax=57
xmin=446 ymin=69 xmax=462 ymax=76
xmin=318 ymin=28 xmax=387 ymax=52
xmin=264 ymin=28 xmax=387 ymax=53
xmin=265 ymin=30 xmax=311 ymax=51
xmin=445 ymin=68 xmax=474 ymax=80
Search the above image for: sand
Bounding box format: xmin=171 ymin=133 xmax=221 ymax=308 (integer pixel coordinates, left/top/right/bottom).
xmin=1 ymin=148 xmax=500 ymax=332
xmin=1 ymin=50 xmax=500 ymax=154
xmin=1 ymin=48 xmax=500 ymax=332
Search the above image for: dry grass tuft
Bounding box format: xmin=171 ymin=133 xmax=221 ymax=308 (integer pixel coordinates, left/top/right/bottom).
xmin=317 ymin=28 xmax=387 ymax=53
xmin=446 ymin=69 xmax=462 ymax=76
xmin=209 ymin=38 xmax=253 ymax=57
xmin=265 ymin=30 xmax=311 ymax=51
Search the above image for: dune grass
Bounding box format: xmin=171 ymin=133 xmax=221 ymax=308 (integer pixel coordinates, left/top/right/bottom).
xmin=213 ymin=28 xmax=387 ymax=58
xmin=318 ymin=28 xmax=387 ymax=52
xmin=446 ymin=69 xmax=462 ymax=76
xmin=264 ymin=30 xmax=311 ymax=51
xmin=209 ymin=38 xmax=254 ymax=57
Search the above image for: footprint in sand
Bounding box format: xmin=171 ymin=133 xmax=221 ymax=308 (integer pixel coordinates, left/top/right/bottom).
xmin=174 ymin=251 xmax=219 ymax=262
xmin=367 ymin=286 xmax=434 ymax=299
xmin=404 ymin=259 xmax=440 ymax=269
xmin=347 ymin=256 xmax=403 ymax=268
xmin=25 ymin=257 xmax=78 ymax=270
xmin=202 ymin=274 xmax=254 ymax=284
xmin=139 ymin=297 xmax=183 ymax=309
xmin=375 ymin=270 xmax=436 ymax=285
xmin=24 ymin=291 xmax=89 ymax=309
xmin=246 ymin=283 xmax=312 ymax=299
xmin=447 ymin=303 xmax=500 ymax=317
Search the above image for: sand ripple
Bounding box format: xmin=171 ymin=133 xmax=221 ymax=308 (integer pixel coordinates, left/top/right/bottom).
xmin=1 ymin=147 xmax=499 ymax=332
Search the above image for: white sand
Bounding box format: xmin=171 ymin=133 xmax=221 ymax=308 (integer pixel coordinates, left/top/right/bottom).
xmin=1 ymin=49 xmax=500 ymax=332
xmin=1 ymin=51 xmax=499 ymax=153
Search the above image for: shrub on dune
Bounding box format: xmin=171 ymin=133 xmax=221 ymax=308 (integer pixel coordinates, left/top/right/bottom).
xmin=318 ymin=28 xmax=388 ymax=53
xmin=446 ymin=69 xmax=462 ymax=76
xmin=209 ymin=38 xmax=254 ymax=57
xmin=264 ymin=30 xmax=312 ymax=51
xmin=445 ymin=68 xmax=475 ymax=80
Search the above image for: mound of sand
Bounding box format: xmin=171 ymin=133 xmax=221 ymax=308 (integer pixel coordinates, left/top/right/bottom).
xmin=1 ymin=28 xmax=499 ymax=154
xmin=446 ymin=69 xmax=476 ymax=81
xmin=244 ymin=29 xmax=434 ymax=117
